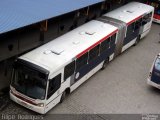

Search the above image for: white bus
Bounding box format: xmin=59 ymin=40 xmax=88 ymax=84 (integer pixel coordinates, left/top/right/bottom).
xmin=147 ymin=53 xmax=160 ymax=88
xmin=10 ymin=2 xmax=154 ymax=114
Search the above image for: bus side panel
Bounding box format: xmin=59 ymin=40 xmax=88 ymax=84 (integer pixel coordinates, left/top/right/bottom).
xmin=122 ymin=25 xmax=140 ymax=52
xmin=70 ymin=61 xmax=103 ymax=92
xmin=140 ymin=23 xmax=153 ymax=39
xmin=73 ymin=45 xmax=116 ymax=84
xmin=140 ymin=11 xmax=154 ymax=39
xmin=45 ymin=94 xmax=62 ymax=113
xmin=140 ymin=29 xmax=150 ymax=39
xmin=45 ymin=69 xmax=65 ymax=113
xmin=123 ymin=27 xmax=140 ymax=46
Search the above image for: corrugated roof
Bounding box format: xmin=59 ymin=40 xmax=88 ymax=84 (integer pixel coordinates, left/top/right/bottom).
xmin=0 ymin=0 xmax=104 ymax=34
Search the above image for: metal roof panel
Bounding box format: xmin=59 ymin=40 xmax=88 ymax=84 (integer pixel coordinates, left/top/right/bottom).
xmin=0 ymin=0 xmax=104 ymax=34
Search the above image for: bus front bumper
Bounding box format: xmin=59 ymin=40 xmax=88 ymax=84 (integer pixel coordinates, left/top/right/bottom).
xmin=147 ymin=78 xmax=160 ymax=89
xmin=10 ymin=90 xmax=46 ymax=114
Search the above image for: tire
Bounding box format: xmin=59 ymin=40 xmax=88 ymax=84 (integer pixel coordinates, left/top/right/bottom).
xmin=134 ymin=35 xmax=140 ymax=46
xmin=60 ymin=91 xmax=66 ymax=103
xmin=101 ymin=58 xmax=109 ymax=70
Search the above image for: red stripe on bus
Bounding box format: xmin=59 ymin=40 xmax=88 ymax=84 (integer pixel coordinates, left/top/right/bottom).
xmin=127 ymin=15 xmax=142 ymax=25
xmin=76 ymin=29 xmax=118 ymax=58
xmin=13 ymin=92 xmax=37 ymax=106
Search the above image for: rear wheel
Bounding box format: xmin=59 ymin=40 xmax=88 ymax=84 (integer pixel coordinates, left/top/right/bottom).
xmin=60 ymin=88 xmax=70 ymax=103
xmin=101 ymin=58 xmax=109 ymax=70
xmin=134 ymin=35 xmax=140 ymax=46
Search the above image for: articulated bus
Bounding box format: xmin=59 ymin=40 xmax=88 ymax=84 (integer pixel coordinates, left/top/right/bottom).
xmin=10 ymin=2 xmax=154 ymax=114
xmin=148 ymin=53 xmax=160 ymax=88
xmin=146 ymin=0 xmax=160 ymax=23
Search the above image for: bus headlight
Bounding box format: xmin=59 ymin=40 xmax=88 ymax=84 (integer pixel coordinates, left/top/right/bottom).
xmin=37 ymin=103 xmax=44 ymax=107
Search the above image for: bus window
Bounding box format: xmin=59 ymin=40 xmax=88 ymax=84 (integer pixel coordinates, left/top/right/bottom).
xmin=89 ymin=45 xmax=100 ymax=62
xmin=126 ymin=22 xmax=135 ymax=36
xmin=134 ymin=18 xmax=142 ymax=30
xmin=155 ymin=58 xmax=160 ymax=71
xmin=76 ymin=52 xmax=88 ymax=70
xmin=47 ymin=74 xmax=61 ymax=99
xmin=100 ymin=38 xmax=110 ymax=54
xmin=110 ymin=34 xmax=116 ymax=46
xmin=142 ymin=13 xmax=151 ymax=25
xmin=64 ymin=61 xmax=75 ymax=80
xmin=149 ymin=12 xmax=152 ymax=18
xmin=11 ymin=62 xmax=48 ymax=100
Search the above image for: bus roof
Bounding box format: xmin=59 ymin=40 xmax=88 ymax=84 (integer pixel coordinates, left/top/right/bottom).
xmin=19 ymin=20 xmax=118 ymax=74
xmin=103 ymin=2 xmax=154 ymax=25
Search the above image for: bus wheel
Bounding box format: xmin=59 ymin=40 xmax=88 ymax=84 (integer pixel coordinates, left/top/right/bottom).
xmin=101 ymin=58 xmax=109 ymax=70
xmin=60 ymin=91 xmax=66 ymax=103
xmin=60 ymin=88 xmax=70 ymax=103
xmin=134 ymin=35 xmax=140 ymax=46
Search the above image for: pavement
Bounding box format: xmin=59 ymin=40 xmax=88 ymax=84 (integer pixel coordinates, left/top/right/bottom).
xmin=0 ymin=23 xmax=160 ymax=119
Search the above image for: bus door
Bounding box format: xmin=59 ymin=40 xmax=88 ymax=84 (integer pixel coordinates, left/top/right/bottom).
xmin=73 ymin=52 xmax=89 ymax=85
xmin=123 ymin=19 xmax=141 ymax=48
xmin=45 ymin=73 xmax=62 ymax=112
xmin=151 ymin=57 xmax=160 ymax=84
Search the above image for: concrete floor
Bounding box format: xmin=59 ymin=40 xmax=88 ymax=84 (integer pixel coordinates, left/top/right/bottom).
xmin=0 ymin=23 xmax=160 ymax=118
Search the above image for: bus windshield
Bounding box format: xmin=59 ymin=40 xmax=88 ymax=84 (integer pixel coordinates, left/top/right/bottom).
xmin=11 ymin=62 xmax=48 ymax=100
xmin=155 ymin=57 xmax=160 ymax=71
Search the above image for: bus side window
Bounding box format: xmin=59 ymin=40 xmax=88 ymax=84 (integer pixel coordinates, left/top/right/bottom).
xmin=142 ymin=13 xmax=151 ymax=25
xmin=148 ymin=12 xmax=152 ymax=22
xmin=64 ymin=61 xmax=75 ymax=80
xmin=126 ymin=22 xmax=135 ymax=36
xmin=47 ymin=74 xmax=61 ymax=99
xmin=76 ymin=52 xmax=88 ymax=70
xmin=100 ymin=38 xmax=110 ymax=54
xmin=89 ymin=45 xmax=100 ymax=62
xmin=110 ymin=34 xmax=116 ymax=46
xmin=134 ymin=18 xmax=142 ymax=30
xmin=149 ymin=12 xmax=152 ymax=18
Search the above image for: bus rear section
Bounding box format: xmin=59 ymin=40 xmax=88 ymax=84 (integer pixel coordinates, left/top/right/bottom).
xmin=103 ymin=2 xmax=154 ymax=52
xmin=146 ymin=0 xmax=160 ymax=24
xmin=147 ymin=54 xmax=160 ymax=89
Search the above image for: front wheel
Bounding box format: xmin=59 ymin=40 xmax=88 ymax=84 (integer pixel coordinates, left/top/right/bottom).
xmin=60 ymin=91 xmax=66 ymax=103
